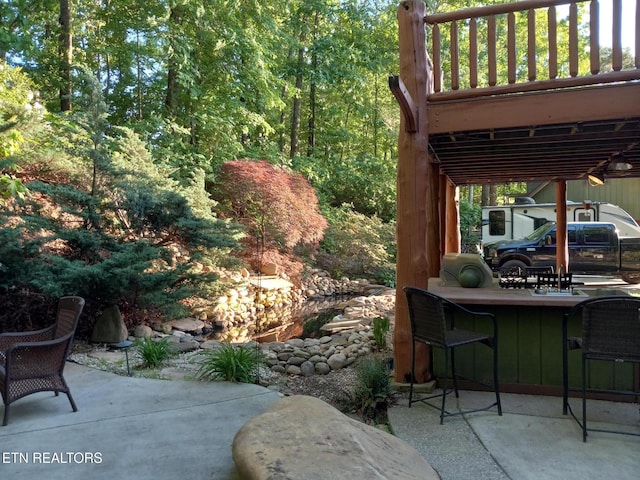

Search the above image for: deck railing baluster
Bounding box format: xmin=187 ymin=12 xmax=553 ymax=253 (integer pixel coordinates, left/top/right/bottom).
xmin=470 ymin=18 xmax=478 ymax=88
xmin=423 ymin=0 xmax=639 ymax=100
xmin=451 ymin=21 xmax=460 ymax=90
xmin=549 ymin=6 xmax=558 ymax=79
xmin=612 ymin=0 xmax=622 ymax=71
xmin=528 ymin=9 xmax=537 ymax=81
xmin=636 ymin=0 xmax=640 ymax=68
xmin=432 ymin=23 xmax=442 ymax=93
xmin=508 ymin=12 xmax=516 ymax=84
xmin=590 ymin=1 xmax=600 ymax=74
xmin=488 ymin=14 xmax=497 ymax=86
xmin=569 ymin=3 xmax=578 ymax=77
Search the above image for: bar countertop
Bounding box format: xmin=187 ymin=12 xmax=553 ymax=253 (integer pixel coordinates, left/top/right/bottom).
xmin=427 ymin=277 xmax=590 ymax=307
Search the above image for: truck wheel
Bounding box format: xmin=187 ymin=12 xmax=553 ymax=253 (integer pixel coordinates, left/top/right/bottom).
xmin=501 ymin=260 xmax=527 ymax=275
xmin=621 ymin=272 xmax=640 ymax=284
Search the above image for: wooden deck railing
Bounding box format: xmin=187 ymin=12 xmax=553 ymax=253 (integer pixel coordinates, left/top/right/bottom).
xmin=425 ymin=0 xmax=640 ymax=101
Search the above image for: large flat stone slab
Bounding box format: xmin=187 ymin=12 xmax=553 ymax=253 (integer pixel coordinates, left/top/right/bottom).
xmin=165 ymin=317 xmax=204 ymax=332
xmin=232 ymin=395 xmax=439 ymax=480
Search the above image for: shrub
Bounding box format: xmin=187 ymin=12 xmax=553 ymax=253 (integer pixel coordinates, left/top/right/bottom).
xmin=317 ymin=205 xmax=396 ymax=285
xmin=353 ymin=356 xmax=392 ymax=423
xmin=197 ymin=342 xmax=263 ymax=383
xmin=0 ymin=73 xmax=243 ymax=323
xmin=134 ymin=337 xmax=172 ymax=368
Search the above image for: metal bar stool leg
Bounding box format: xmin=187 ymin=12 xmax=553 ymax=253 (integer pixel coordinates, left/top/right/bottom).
xmin=582 ymin=355 xmax=588 ymax=442
xmin=451 ymin=347 xmax=460 ymax=398
xmin=440 ymin=348 xmax=449 ymax=425
xmin=493 ymin=337 xmax=502 ymax=415
xmin=408 ymin=339 xmax=416 ymax=407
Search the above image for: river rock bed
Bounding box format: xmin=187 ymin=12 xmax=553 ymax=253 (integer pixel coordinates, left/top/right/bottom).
xmin=71 ymin=277 xmax=396 ymax=379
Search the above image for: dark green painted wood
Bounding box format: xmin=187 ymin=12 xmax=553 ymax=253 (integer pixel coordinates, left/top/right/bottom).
xmin=496 ymin=309 xmax=520 ymax=383
xmin=516 ymin=307 xmax=542 ymax=385
xmin=539 ymin=307 xmax=566 ymax=386
xmin=430 ymin=302 xmax=638 ymax=394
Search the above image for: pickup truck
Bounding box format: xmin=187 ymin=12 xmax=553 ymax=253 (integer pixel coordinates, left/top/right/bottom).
xmin=482 ymin=222 xmax=640 ymax=281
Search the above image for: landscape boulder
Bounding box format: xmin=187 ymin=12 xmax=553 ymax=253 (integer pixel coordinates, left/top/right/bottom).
xmin=90 ymin=305 xmax=128 ymax=344
xmin=232 ymin=395 xmax=439 ymax=480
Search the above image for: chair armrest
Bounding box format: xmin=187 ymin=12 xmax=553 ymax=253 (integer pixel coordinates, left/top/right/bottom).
xmin=0 ymin=325 xmax=56 ymax=353
xmin=0 ymin=325 xmax=56 ymax=352
xmin=3 ymin=333 xmax=73 ymax=380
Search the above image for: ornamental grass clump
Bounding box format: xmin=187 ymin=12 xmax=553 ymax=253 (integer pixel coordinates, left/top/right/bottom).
xmin=353 ymin=356 xmax=392 ymax=423
xmin=134 ymin=336 xmax=172 ymax=368
xmin=197 ymin=342 xmax=263 ymax=383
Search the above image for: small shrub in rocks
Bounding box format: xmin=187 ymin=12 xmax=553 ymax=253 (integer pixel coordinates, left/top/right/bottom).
xmin=197 ymin=342 xmax=264 ymax=383
xmin=353 ymin=356 xmax=392 ymax=423
xmin=134 ymin=336 xmax=173 ymax=368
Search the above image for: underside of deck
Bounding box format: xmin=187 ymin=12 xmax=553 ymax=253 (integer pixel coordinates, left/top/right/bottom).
xmin=428 ymin=81 xmax=640 ymax=185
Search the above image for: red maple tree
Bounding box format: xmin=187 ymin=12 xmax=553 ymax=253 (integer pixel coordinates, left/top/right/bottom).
xmin=215 ymin=159 xmax=328 ymax=274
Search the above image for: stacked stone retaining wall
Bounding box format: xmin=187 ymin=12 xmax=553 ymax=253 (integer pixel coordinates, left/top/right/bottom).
xmin=184 ymin=268 xmax=391 ymax=344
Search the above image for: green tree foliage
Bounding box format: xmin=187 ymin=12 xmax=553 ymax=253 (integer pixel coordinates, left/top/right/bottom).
xmin=214 ymin=159 xmax=328 ymax=266
xmin=459 ymin=198 xmax=482 ymax=252
xmin=0 ymin=60 xmax=39 ymax=202
xmin=1 ymin=1 xmax=401 ymax=221
xmin=0 ymin=61 xmax=38 ymax=135
xmin=0 ymin=67 xmax=243 ymax=324
xmin=317 ymin=205 xmax=396 ymax=286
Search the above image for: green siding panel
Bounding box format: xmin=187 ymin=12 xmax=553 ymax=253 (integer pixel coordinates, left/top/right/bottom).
xmin=416 ymin=302 xmax=638 ymax=395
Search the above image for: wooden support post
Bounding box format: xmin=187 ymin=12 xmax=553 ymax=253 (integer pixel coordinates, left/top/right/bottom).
xmin=444 ymin=177 xmax=461 ymax=254
xmin=392 ymin=0 xmax=436 ymax=384
xmin=555 ymin=181 xmax=568 ymax=272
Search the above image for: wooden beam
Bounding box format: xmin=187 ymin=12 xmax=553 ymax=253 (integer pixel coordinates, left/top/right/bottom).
xmin=428 ymin=70 xmax=640 ymax=102
xmin=392 ymin=0 xmax=432 ymax=384
xmin=388 ymin=76 xmax=417 ymax=132
xmin=428 ymin=82 xmax=640 ymax=134
xmin=444 ymin=177 xmax=460 ymax=254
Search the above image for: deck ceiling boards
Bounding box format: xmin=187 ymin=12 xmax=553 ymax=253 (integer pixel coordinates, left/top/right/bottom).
xmin=429 ymin=118 xmax=640 ymax=186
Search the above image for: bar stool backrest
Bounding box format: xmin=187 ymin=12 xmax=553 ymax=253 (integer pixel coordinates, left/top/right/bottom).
xmin=581 ymin=297 xmax=640 ymax=361
xmin=404 ymin=287 xmax=448 ymax=348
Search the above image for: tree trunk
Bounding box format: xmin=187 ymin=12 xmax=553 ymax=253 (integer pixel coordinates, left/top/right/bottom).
xmin=136 ymin=30 xmax=142 ymax=120
xmin=307 ymin=10 xmax=319 ymax=157
xmin=59 ymin=0 xmax=72 ymax=112
xmin=279 ymin=84 xmax=288 ymax=153
xmin=165 ymin=7 xmax=180 ymax=118
xmin=290 ymin=44 xmax=304 ymax=159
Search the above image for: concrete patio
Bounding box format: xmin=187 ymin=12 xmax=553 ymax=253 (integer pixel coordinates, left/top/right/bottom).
xmin=389 ymin=389 xmax=640 ymax=480
xmin=1 ymin=362 xmax=639 ymax=479
xmin=0 ymin=362 xmax=281 ymax=480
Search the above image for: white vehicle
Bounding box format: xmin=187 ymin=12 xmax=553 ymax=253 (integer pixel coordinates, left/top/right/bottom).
xmin=482 ymin=198 xmax=640 ymax=243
